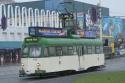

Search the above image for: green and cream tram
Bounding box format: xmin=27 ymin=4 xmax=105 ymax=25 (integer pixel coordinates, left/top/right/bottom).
xmin=19 ymin=37 xmax=105 ymax=77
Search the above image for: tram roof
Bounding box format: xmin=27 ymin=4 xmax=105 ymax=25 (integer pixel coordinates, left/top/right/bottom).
xmin=24 ymin=37 xmax=103 ymax=46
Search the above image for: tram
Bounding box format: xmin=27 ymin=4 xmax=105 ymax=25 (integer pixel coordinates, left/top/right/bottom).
xmin=103 ymin=35 xmax=115 ymax=58
xmin=19 ymin=27 xmax=105 ymax=77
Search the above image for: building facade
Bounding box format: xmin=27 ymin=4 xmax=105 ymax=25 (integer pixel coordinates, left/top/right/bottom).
xmin=0 ymin=0 xmax=109 ymax=65
xmin=0 ymin=0 xmax=14 ymax=4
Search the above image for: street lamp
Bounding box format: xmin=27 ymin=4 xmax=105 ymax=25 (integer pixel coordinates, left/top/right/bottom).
xmin=97 ymin=0 xmax=103 ymax=40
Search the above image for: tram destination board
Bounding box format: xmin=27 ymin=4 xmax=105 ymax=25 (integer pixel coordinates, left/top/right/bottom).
xmin=29 ymin=27 xmax=67 ymax=37
xmin=25 ymin=37 xmax=39 ymax=43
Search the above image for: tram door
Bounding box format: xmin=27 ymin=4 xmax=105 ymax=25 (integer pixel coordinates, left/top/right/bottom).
xmin=77 ymin=46 xmax=84 ymax=69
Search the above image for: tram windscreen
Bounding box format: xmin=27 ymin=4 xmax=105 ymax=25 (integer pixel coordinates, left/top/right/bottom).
xmin=23 ymin=47 xmax=28 ymax=54
xmin=22 ymin=47 xmax=29 ymax=58
xmin=29 ymin=46 xmax=41 ymax=58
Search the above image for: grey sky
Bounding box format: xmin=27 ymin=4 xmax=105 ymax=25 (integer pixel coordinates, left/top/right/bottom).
xmin=15 ymin=0 xmax=125 ymax=16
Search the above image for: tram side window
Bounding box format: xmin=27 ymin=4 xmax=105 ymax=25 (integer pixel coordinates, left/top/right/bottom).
xmin=67 ymin=46 xmax=74 ymax=55
xmin=87 ymin=46 xmax=92 ymax=54
xmin=56 ymin=47 xmax=62 ymax=56
xmin=62 ymin=46 xmax=76 ymax=55
xmin=44 ymin=48 xmax=49 ymax=57
xmin=84 ymin=46 xmax=87 ymax=54
xmin=100 ymin=46 xmax=103 ymax=53
xmin=96 ymin=46 xmax=100 ymax=54
xmin=73 ymin=46 xmax=77 ymax=55
xmin=82 ymin=46 xmax=84 ymax=55
xmin=48 ymin=47 xmax=56 ymax=56
xmin=92 ymin=46 xmax=96 ymax=54
xmin=62 ymin=47 xmax=68 ymax=55
xmin=62 ymin=47 xmax=67 ymax=55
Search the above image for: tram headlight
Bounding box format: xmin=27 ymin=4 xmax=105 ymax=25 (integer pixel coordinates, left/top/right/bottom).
xmin=37 ymin=63 xmax=40 ymax=66
xmin=21 ymin=63 xmax=24 ymax=70
xmin=21 ymin=63 xmax=24 ymax=66
xmin=36 ymin=63 xmax=40 ymax=69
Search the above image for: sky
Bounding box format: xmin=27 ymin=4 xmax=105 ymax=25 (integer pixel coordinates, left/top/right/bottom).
xmin=15 ymin=0 xmax=125 ymax=16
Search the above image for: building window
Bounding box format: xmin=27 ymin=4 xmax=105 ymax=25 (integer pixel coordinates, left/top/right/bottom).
xmin=24 ymin=33 xmax=29 ymax=37
xmin=10 ymin=33 xmax=15 ymax=40
xmin=17 ymin=33 xmax=22 ymax=40
xmin=2 ymin=32 xmax=7 ymax=40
